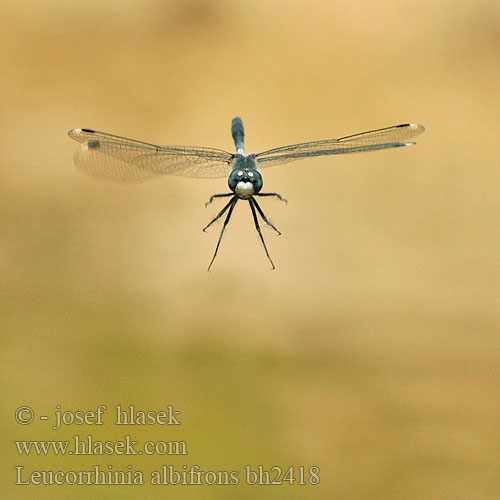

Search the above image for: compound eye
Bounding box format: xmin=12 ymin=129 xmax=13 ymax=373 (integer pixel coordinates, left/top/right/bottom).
xmin=248 ymin=171 xmax=254 ymax=177
xmin=237 ymin=171 xmax=244 ymax=176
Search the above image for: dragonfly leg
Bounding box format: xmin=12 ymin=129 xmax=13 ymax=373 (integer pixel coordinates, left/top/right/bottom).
xmin=205 ymin=192 xmax=233 ymax=208
xmin=207 ymin=198 xmax=238 ymax=271
xmin=203 ymin=196 xmax=236 ymax=232
xmin=252 ymin=197 xmax=281 ymax=235
xmin=255 ymin=192 xmax=287 ymax=204
xmin=249 ymin=198 xmax=276 ymax=270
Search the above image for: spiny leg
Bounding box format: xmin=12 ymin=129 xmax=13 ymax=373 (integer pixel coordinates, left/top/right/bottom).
xmin=205 ymin=192 xmax=233 ymax=208
xmin=249 ymin=198 xmax=276 ymax=270
xmin=252 ymin=197 xmax=281 ymax=235
xmin=207 ymin=198 xmax=238 ymax=271
xmin=203 ymin=196 xmax=236 ymax=233
xmin=255 ymin=192 xmax=288 ymax=204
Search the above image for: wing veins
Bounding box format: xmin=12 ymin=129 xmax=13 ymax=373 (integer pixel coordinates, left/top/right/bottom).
xmin=68 ymin=129 xmax=233 ymax=181
xmin=255 ymin=123 xmax=424 ymax=168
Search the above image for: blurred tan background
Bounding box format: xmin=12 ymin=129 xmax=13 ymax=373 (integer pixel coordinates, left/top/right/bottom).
xmin=2 ymin=0 xmax=500 ymax=498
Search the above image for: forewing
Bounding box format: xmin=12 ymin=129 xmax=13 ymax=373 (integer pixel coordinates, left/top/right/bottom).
xmin=256 ymin=123 xmax=425 ymax=168
xmin=68 ymin=129 xmax=234 ymax=181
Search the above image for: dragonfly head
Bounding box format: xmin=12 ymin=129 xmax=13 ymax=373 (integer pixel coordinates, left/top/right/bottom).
xmin=228 ymin=168 xmax=263 ymax=199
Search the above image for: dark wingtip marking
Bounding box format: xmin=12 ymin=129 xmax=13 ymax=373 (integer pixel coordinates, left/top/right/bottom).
xmin=397 ymin=123 xmax=410 ymax=128
xmin=81 ymin=128 xmax=95 ymax=133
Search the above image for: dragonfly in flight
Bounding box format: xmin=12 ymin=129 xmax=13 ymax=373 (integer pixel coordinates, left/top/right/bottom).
xmin=68 ymin=118 xmax=424 ymax=270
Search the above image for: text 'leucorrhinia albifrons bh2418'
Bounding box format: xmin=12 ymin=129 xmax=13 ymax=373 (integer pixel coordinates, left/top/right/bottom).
xmin=68 ymin=118 xmax=424 ymax=270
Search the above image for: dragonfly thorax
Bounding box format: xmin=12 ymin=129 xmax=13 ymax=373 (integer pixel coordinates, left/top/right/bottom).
xmin=228 ymin=167 xmax=263 ymax=199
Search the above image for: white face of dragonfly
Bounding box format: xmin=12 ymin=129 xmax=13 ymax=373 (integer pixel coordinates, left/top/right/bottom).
xmin=236 ymin=170 xmax=254 ymax=197
xmin=236 ymin=181 xmax=254 ymax=197
xmin=228 ymin=169 xmax=263 ymax=199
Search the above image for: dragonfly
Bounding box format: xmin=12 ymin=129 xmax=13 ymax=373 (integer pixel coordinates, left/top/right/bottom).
xmin=68 ymin=117 xmax=424 ymax=270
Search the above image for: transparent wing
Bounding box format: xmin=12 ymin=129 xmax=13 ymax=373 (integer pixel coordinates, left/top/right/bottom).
xmin=256 ymin=123 xmax=425 ymax=168
xmin=68 ymin=129 xmax=234 ymax=181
